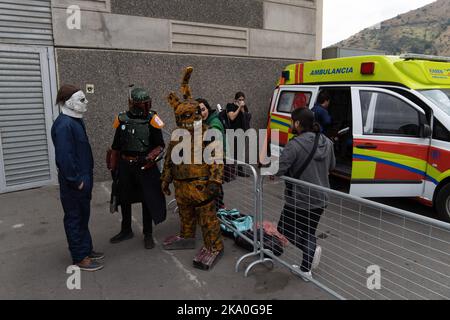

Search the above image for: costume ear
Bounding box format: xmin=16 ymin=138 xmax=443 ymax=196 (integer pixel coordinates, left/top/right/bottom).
xmin=181 ymin=66 xmax=193 ymax=100
xmin=167 ymin=92 xmax=180 ymax=109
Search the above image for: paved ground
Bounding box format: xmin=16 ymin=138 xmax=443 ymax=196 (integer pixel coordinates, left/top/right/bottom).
xmin=0 ymin=181 xmax=330 ymax=300
xmin=2 ymin=173 xmax=448 ymax=300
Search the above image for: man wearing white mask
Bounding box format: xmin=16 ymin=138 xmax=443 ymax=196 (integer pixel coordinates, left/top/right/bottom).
xmin=51 ymin=84 xmax=104 ymax=272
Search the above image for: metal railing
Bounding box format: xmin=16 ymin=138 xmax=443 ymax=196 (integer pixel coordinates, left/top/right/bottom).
xmin=159 ymin=128 xmax=450 ymax=299
xmin=257 ymin=175 xmax=450 ymax=300
xmin=218 ymin=160 xmax=266 ymax=276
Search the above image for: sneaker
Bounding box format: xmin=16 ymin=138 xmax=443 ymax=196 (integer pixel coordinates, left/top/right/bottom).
xmin=110 ymin=231 xmax=134 ymax=244
xmin=144 ymin=235 xmax=155 ymax=250
xmin=76 ymin=257 xmax=104 ymax=272
xmin=89 ymin=251 xmax=105 ymax=261
xmin=291 ymin=265 xmax=313 ymax=282
xmin=301 ymin=271 xmax=313 ymax=282
xmin=311 ymin=245 xmax=322 ymax=270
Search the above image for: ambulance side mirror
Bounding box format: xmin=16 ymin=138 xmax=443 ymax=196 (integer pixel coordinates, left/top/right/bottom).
xmin=421 ymin=124 xmax=432 ymax=138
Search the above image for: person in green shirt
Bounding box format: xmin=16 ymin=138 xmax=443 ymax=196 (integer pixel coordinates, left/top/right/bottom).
xmin=197 ymin=98 xmax=225 ymax=210
xmin=197 ymin=98 xmax=224 ymax=132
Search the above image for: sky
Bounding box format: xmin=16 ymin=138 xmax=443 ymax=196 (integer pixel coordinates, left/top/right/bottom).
xmin=323 ymin=0 xmax=437 ymax=48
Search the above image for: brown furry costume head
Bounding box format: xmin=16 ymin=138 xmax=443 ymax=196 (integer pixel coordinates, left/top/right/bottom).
xmin=167 ymin=67 xmax=202 ymax=130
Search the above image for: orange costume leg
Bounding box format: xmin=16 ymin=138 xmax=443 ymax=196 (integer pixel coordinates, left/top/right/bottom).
xmin=193 ymin=200 xmax=224 ymax=270
xmin=163 ymin=204 xmax=197 ymax=250
xmin=197 ymin=201 xmax=223 ymax=252
xmin=179 ymin=204 xmax=197 ymax=239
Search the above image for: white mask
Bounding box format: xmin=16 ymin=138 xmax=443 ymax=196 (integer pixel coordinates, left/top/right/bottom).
xmin=65 ymin=91 xmax=88 ymax=114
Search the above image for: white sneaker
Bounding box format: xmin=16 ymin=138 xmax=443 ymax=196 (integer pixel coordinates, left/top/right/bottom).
xmin=311 ymin=245 xmax=322 ymax=270
xmin=291 ymin=265 xmax=313 ymax=282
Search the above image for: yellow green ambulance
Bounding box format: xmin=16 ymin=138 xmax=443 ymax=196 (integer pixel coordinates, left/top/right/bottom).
xmin=267 ymin=54 xmax=450 ymax=221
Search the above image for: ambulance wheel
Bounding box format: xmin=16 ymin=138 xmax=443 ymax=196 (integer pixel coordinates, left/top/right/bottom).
xmin=435 ymin=184 xmax=450 ymax=223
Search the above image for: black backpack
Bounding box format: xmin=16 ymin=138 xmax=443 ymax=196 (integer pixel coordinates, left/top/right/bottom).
xmin=218 ymin=107 xmax=231 ymax=130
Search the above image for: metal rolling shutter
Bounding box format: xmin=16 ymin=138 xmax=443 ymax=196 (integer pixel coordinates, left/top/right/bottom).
xmin=0 ymin=48 xmax=51 ymax=187
xmin=0 ymin=0 xmax=53 ymax=46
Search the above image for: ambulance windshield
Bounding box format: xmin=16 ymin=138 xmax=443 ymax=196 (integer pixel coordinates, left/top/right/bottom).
xmin=420 ymin=89 xmax=450 ymax=116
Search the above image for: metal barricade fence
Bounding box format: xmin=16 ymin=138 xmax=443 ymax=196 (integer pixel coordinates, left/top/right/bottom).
xmin=158 ymin=129 xmax=449 ymax=299
xmin=218 ymin=160 xmax=264 ymax=276
xmin=259 ymin=175 xmax=450 ymax=300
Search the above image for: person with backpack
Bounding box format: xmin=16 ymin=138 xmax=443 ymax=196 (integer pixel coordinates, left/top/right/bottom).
xmin=225 ymin=92 xmax=252 ymax=178
xmin=197 ymin=98 xmax=224 ymax=134
xmin=217 ymin=105 xmax=236 ymax=182
xmin=226 ymin=92 xmax=251 ymax=131
xmin=276 ymin=108 xmax=335 ymax=281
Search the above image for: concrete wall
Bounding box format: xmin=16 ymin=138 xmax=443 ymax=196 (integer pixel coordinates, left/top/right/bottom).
xmin=52 ymin=0 xmax=320 ymax=60
xmin=51 ymin=0 xmax=322 ymax=180
xmin=56 ymin=49 xmax=296 ymax=180
xmin=110 ymin=0 xmax=264 ymax=29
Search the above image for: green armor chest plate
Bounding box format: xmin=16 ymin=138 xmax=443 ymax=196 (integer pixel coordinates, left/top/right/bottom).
xmin=118 ymin=113 xmax=151 ymax=153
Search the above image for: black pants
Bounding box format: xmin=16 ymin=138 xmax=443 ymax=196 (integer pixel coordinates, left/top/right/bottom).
xmin=278 ymin=205 xmax=324 ymax=272
xmin=120 ymin=203 xmax=153 ymax=236
xmin=118 ymin=160 xmax=167 ymax=228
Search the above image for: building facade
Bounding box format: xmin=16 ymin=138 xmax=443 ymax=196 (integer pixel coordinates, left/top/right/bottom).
xmin=0 ymin=0 xmax=323 ymax=191
xmin=322 ymin=46 xmax=386 ymax=59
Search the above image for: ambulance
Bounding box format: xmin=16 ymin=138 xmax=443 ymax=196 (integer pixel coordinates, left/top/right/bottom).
xmin=267 ymin=54 xmax=450 ymax=222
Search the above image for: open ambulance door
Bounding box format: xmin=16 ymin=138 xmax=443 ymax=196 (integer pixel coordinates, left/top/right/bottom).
xmin=269 ymin=85 xmax=318 ymax=158
xmin=268 ymin=86 xmax=319 ymax=159
xmin=349 ymin=87 xmax=432 ymax=198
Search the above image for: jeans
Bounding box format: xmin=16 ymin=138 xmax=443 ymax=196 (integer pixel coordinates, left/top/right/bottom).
xmin=60 ymin=186 xmax=93 ymax=264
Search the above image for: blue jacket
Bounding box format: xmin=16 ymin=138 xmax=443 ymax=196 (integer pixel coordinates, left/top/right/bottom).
xmin=311 ymin=104 xmax=332 ymax=133
xmin=51 ymin=114 xmax=94 ymax=193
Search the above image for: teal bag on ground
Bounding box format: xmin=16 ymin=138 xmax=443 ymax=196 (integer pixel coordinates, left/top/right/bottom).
xmin=217 ymin=209 xmax=253 ymax=238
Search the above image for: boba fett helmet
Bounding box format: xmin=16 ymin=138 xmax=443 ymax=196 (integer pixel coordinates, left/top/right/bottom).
xmin=129 ymin=87 xmax=152 ymax=117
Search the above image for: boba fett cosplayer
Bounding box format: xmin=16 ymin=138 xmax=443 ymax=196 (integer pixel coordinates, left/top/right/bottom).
xmin=108 ymin=88 xmax=167 ymax=249
xmin=161 ymin=67 xmax=224 ymax=270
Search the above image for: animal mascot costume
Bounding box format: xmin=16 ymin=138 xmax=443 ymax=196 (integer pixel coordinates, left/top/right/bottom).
xmin=161 ymin=67 xmax=224 ymax=270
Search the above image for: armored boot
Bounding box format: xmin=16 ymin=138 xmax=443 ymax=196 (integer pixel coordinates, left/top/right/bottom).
xmin=110 ymin=230 xmax=134 ymax=244
xmin=193 ymin=246 xmax=223 ymax=271
xmin=162 ymin=235 xmax=196 ymax=250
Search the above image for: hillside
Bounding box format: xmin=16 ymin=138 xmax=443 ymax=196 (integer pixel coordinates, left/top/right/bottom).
xmin=334 ymin=0 xmax=450 ymax=56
